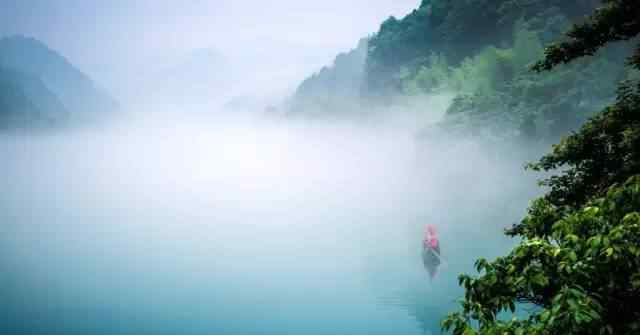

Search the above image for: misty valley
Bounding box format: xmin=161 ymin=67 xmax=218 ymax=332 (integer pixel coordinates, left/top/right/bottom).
xmin=2 ymin=1 xmax=640 ymax=335
xmin=2 ymin=114 xmax=542 ymax=334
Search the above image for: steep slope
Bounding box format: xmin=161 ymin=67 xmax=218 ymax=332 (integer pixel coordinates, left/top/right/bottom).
xmin=288 ymin=0 xmax=626 ymax=143
xmin=364 ymin=0 xmax=601 ymax=98
xmin=0 ymin=67 xmax=68 ymax=128
xmin=288 ymin=38 xmax=368 ymax=116
xmin=0 ymin=35 xmax=118 ymax=122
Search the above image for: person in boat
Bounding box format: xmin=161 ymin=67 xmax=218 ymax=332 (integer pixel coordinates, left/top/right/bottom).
xmin=422 ymin=224 xmax=441 ymax=280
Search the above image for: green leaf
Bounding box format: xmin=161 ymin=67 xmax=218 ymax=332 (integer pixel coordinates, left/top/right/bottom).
xmin=569 ymin=251 xmax=578 ymax=262
xmin=553 ymin=248 xmax=562 ymax=257
xmin=605 ymin=248 xmax=614 ymax=257
xmin=463 ymin=326 xmax=476 ymax=335
xmin=566 ymin=234 xmax=579 ymax=244
xmin=584 ymin=206 xmax=600 ymax=216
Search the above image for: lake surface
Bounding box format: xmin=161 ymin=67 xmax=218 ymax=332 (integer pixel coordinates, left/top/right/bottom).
xmin=0 ymin=119 xmax=537 ymax=335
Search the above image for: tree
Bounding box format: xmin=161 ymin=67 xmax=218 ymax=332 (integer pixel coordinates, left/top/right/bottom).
xmin=533 ymin=0 xmax=640 ymax=72
xmin=443 ymin=1 xmax=640 ymax=334
xmin=529 ymin=0 xmax=640 ymax=209
xmin=525 ymin=80 xmax=640 ymax=210
xmin=443 ymin=177 xmax=640 ymax=335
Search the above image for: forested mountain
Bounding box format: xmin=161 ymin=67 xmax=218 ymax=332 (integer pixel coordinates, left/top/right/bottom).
xmin=374 ymin=0 xmax=630 ymax=141
xmin=444 ymin=1 xmax=640 ymax=333
xmin=0 ymin=35 xmax=118 ymax=128
xmin=364 ymin=0 xmax=601 ymax=97
xmin=289 ymin=0 xmax=632 ymax=143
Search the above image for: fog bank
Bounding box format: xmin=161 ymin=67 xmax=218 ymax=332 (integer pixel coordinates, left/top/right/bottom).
xmin=0 ymin=112 xmax=541 ymax=334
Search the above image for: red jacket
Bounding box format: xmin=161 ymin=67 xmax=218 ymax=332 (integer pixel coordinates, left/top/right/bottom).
xmin=423 ymin=225 xmax=440 ymax=254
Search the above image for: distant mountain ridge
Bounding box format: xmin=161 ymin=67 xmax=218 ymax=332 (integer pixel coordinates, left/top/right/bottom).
xmin=0 ymin=35 xmax=118 ymax=128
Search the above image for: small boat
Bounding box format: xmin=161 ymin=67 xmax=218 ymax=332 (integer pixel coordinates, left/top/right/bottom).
xmin=422 ymin=224 xmax=441 ymax=280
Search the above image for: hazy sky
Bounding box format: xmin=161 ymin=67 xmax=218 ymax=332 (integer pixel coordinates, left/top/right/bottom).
xmin=1 ymin=0 xmax=419 ymax=98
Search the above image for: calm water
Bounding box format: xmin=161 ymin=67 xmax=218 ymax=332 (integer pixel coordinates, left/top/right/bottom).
xmin=0 ymin=119 xmax=536 ymax=335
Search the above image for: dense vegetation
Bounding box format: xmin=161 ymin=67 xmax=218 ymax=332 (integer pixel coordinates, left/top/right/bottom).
xmin=375 ymin=0 xmax=636 ymax=142
xmin=365 ymin=0 xmax=601 ymax=97
xmin=443 ymin=1 xmax=640 ymax=334
xmin=289 ymin=0 xmax=633 ymax=144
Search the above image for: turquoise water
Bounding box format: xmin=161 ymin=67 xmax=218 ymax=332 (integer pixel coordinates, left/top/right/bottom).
xmin=0 ymin=121 xmax=537 ymax=335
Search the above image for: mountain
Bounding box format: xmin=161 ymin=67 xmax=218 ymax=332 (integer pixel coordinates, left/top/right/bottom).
xmin=0 ymin=67 xmax=68 ymax=128
xmin=287 ymin=0 xmax=627 ymax=143
xmin=0 ymin=35 xmax=118 ymax=126
xmin=287 ymin=38 xmax=368 ymax=116
xmin=363 ymin=0 xmax=601 ymax=99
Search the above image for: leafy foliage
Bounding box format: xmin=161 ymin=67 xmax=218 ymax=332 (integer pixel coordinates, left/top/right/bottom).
xmin=445 ymin=1 xmax=640 ymax=334
xmin=533 ymin=0 xmax=640 ymax=72
xmin=524 ymin=0 xmax=640 ymax=209
xmin=526 ymin=80 xmax=640 ymax=209
xmin=443 ymin=177 xmax=640 ymax=335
